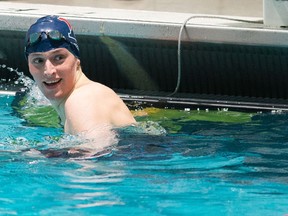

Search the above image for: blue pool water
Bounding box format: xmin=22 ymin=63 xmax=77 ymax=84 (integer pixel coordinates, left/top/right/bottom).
xmin=0 ymin=94 xmax=288 ymax=215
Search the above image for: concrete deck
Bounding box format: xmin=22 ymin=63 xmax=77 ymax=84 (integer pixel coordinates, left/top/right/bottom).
xmin=0 ymin=2 xmax=284 ymax=46
xmin=5 ymin=0 xmax=263 ymax=17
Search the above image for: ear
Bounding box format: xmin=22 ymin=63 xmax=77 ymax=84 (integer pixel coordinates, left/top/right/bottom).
xmin=76 ymin=59 xmax=81 ymax=69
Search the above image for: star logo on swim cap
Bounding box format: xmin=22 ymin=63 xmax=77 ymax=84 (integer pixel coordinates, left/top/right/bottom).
xmin=57 ymin=17 xmax=75 ymax=41
xmin=57 ymin=17 xmax=79 ymax=51
xmin=58 ymin=17 xmax=72 ymax=30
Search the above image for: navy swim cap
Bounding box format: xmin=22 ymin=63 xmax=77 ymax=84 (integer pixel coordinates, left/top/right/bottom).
xmin=24 ymin=15 xmax=80 ymax=59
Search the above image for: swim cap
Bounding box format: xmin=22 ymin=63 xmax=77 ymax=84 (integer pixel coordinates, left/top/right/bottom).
xmin=24 ymin=15 xmax=80 ymax=59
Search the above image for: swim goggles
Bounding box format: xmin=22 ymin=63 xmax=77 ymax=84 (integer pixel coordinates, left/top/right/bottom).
xmin=27 ymin=30 xmax=67 ymax=47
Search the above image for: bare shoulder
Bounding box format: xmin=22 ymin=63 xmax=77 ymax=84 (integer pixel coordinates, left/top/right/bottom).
xmin=64 ymin=81 xmax=135 ymax=129
xmin=81 ymin=82 xmax=118 ymax=97
xmin=67 ymin=81 xmax=119 ymax=104
xmin=90 ymin=82 xmax=121 ymax=98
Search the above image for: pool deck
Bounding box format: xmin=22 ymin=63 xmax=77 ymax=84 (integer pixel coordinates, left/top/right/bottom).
xmin=5 ymin=0 xmax=263 ymax=17
xmin=0 ymin=2 xmax=285 ymax=45
xmin=0 ymin=1 xmax=288 ymax=56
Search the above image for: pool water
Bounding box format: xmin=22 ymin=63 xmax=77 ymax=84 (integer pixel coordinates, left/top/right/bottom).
xmin=0 ymin=94 xmax=288 ymax=215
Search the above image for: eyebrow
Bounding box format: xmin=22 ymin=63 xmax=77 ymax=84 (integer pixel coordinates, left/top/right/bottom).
xmin=30 ymin=48 xmax=66 ymax=56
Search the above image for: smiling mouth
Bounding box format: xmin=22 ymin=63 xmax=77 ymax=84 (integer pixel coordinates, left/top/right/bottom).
xmin=43 ymin=79 xmax=62 ymax=87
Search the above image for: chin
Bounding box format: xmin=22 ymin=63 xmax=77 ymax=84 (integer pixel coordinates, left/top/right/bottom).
xmin=44 ymin=92 xmax=65 ymax=102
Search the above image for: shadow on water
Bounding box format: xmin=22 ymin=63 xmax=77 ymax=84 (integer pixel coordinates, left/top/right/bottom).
xmin=113 ymin=112 xmax=288 ymax=185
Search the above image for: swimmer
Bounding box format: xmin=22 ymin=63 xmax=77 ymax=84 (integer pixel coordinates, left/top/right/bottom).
xmin=24 ymin=15 xmax=136 ymax=141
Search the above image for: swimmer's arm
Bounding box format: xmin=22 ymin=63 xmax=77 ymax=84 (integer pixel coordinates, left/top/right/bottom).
xmin=64 ymin=87 xmax=135 ymax=135
xmin=64 ymin=97 xmax=109 ymax=135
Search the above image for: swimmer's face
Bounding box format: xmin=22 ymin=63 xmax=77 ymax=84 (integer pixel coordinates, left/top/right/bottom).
xmin=28 ymin=48 xmax=80 ymax=102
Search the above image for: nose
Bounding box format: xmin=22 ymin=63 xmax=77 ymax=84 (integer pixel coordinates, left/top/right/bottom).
xmin=44 ymin=59 xmax=56 ymax=76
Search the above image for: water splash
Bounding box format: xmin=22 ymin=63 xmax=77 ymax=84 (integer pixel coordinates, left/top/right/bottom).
xmin=1 ymin=127 xmax=118 ymax=160
xmin=0 ymin=64 xmax=34 ymax=93
xmin=24 ymin=83 xmax=51 ymax=107
xmin=0 ymin=64 xmax=57 ymax=127
xmin=132 ymin=121 xmax=167 ymax=135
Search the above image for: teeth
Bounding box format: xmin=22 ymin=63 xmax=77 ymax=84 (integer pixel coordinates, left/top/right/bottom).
xmin=45 ymin=79 xmax=60 ymax=84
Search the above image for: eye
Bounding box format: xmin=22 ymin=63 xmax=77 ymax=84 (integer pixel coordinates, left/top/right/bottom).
xmin=31 ymin=57 xmax=45 ymax=65
xmin=54 ymin=54 xmax=65 ymax=62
